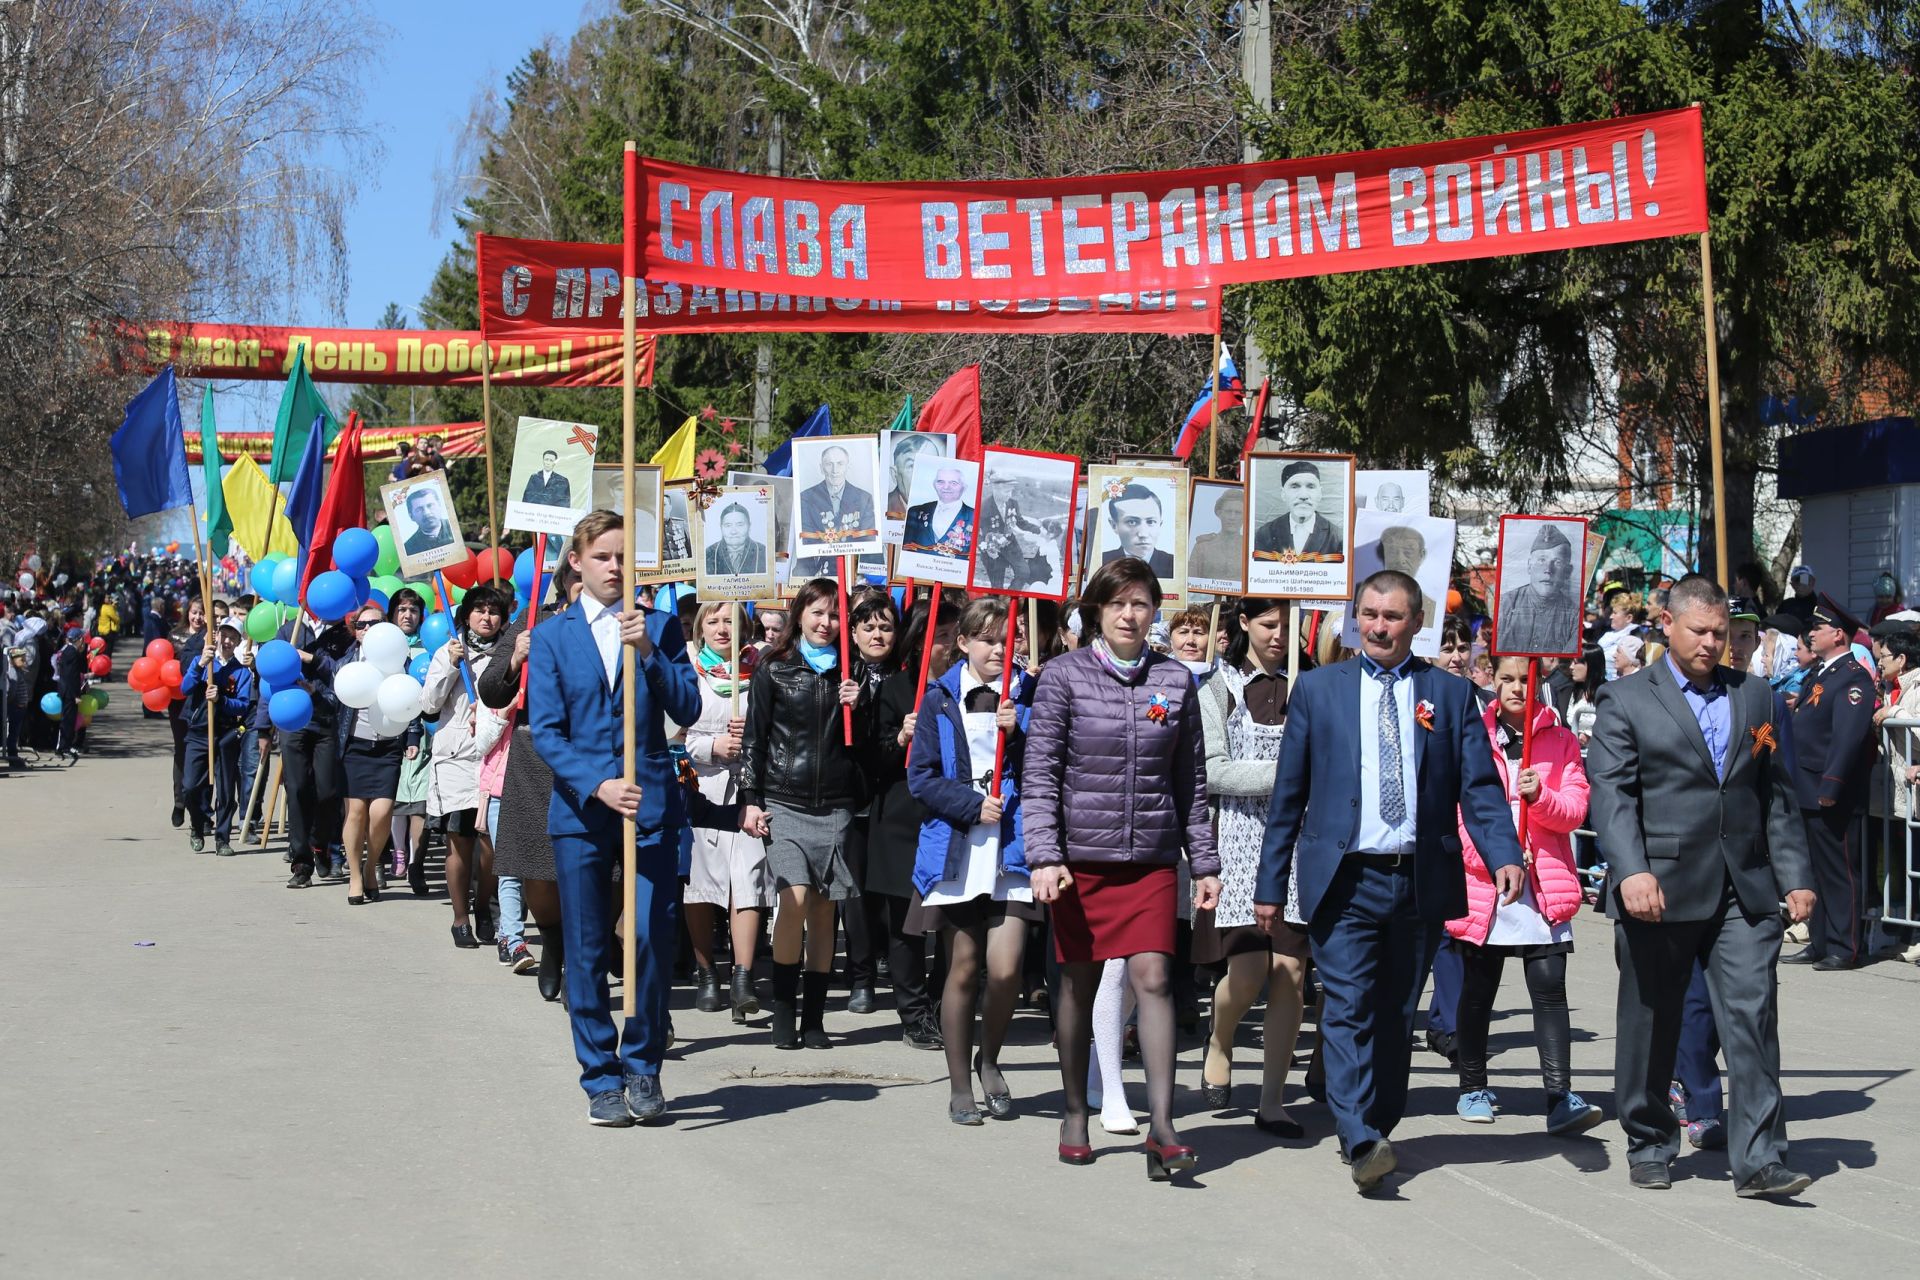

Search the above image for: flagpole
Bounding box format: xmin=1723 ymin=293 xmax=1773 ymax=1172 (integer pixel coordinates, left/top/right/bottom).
xmin=1206 ymin=292 xmax=1224 ymax=481
xmin=479 ymin=342 xmax=504 ymax=585
xmin=620 ymin=140 xmax=641 ymax=1020
xmin=187 ymin=486 xmax=216 ymax=787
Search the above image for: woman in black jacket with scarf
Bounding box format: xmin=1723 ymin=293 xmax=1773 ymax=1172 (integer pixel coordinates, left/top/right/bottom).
xmin=740 ymin=577 xmax=865 ymax=1049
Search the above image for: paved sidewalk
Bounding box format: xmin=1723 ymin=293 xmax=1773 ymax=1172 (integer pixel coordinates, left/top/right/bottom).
xmin=3 ymin=714 xmax=1917 ymax=1279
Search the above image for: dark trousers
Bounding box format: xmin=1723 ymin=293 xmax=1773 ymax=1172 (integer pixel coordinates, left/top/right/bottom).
xmin=1427 ymin=938 xmax=1463 ymax=1035
xmin=184 ymin=727 xmax=244 ymax=839
xmin=553 ymin=826 xmax=678 ymax=1096
xmin=1801 ymin=806 xmax=1861 ymax=963
xmin=1454 ymin=943 xmax=1571 ymax=1099
xmin=1674 ymin=960 xmax=1723 ymax=1122
xmin=1309 ymin=857 xmax=1439 ymax=1154
xmin=56 ymin=706 xmax=81 ymax=754
xmin=873 ymin=891 xmax=942 ymax=1026
xmin=169 ymin=710 xmax=189 ymax=804
xmin=1613 ymin=885 xmax=1788 ymax=1184
xmin=280 ymin=724 xmax=342 ymax=871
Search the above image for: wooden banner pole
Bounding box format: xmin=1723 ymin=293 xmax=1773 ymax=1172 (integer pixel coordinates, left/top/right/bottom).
xmin=729 ymin=601 xmax=742 ymax=721
xmin=1027 ymin=598 xmax=1040 ymax=672
xmin=187 ymin=496 xmax=216 ymax=785
xmin=260 ymin=755 xmax=285 ymax=844
xmin=1206 ymin=292 xmax=1224 ymax=480
xmin=1699 ymin=229 xmax=1730 ymax=586
xmin=241 ymin=744 xmax=272 ymax=839
xmin=620 ymin=140 xmax=641 ymax=1020
xmin=1286 ymin=604 xmax=1301 ymax=686
xmin=480 ymin=343 xmax=503 ymax=585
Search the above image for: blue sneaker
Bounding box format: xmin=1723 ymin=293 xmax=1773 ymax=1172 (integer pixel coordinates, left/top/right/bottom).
xmin=1668 ymin=1079 xmax=1689 ymax=1123
xmin=1686 ymin=1117 xmax=1727 ymax=1150
xmin=588 ymin=1090 xmax=634 ymax=1127
xmin=1456 ymin=1089 xmax=1496 ymax=1123
xmin=1548 ymin=1092 xmax=1606 ymax=1135
xmin=623 ymin=1072 xmax=667 ymax=1122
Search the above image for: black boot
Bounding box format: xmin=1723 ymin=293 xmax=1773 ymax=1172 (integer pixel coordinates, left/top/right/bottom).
xmin=730 ymin=964 xmax=759 ymax=1023
xmin=694 ymin=965 xmax=723 ymax=1013
xmin=537 ymin=930 xmax=564 ymax=1002
xmin=770 ymin=963 xmax=801 ymax=1050
xmin=801 ymin=970 xmax=831 ymax=1050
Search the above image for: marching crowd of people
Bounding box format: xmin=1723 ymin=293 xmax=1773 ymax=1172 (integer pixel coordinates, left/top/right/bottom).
xmin=6 ymin=531 xmax=1910 ymax=1199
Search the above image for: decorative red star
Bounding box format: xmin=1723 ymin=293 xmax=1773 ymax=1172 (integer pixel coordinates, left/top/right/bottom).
xmin=726 ymin=441 xmax=742 ymax=457
xmin=699 ymin=404 xmax=718 ymax=421
xmin=720 ymin=418 xmax=736 ymax=434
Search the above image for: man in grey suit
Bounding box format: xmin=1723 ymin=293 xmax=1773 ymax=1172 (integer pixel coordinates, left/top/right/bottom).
xmin=1586 ymin=573 xmax=1816 ymax=1198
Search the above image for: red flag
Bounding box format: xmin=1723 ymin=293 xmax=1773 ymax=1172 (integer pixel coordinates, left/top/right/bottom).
xmin=919 ymin=364 xmax=983 ymax=461
xmin=1240 ymin=377 xmax=1271 ymax=463
xmin=298 ymin=415 xmax=369 ymax=599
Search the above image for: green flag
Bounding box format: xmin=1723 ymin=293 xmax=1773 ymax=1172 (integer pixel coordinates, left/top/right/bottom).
xmin=199 ymin=385 xmax=231 ymax=557
xmin=266 ymin=344 xmax=339 ymax=487
xmin=889 ymin=395 xmax=914 ymax=434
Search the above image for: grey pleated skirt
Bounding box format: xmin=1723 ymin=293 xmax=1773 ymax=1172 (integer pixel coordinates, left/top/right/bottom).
xmin=764 ymin=801 xmax=860 ymax=900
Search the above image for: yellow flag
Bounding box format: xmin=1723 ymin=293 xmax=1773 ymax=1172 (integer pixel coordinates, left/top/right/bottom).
xmin=221 ymin=453 xmax=299 ymax=560
xmin=650 ymin=415 xmax=698 ymax=481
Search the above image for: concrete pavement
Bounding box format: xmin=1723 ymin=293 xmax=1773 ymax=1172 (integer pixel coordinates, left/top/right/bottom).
xmin=3 ymin=713 xmax=1918 ymax=1279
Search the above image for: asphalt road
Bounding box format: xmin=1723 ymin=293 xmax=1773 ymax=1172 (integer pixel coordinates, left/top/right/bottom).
xmin=4 ymin=713 xmax=1918 ymax=1278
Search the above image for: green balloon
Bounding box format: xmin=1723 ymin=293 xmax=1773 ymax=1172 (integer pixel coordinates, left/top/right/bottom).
xmin=91 ymin=688 xmax=110 ymax=709
xmin=371 ymin=574 xmax=405 ymax=601
xmin=447 ymin=582 xmax=466 ymax=605
xmin=78 ymin=692 xmax=102 ymax=715
xmin=373 ymin=524 xmax=400 ymax=577
xmin=245 ymin=602 xmax=282 ymax=643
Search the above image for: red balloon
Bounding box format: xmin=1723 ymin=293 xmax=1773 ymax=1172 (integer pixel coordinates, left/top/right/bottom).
xmin=438 ymin=548 xmax=478 ymax=590
xmin=474 ymin=548 xmax=514 ymax=585
xmin=141 ymin=686 xmax=172 ymax=712
xmin=87 ymin=655 xmax=111 ymax=677
xmin=170 ymin=682 xmax=187 ymax=700
xmin=87 ymin=636 xmax=105 ymax=652
xmin=128 ymin=657 xmax=159 ymax=691
xmin=161 ymin=659 xmax=183 ymax=686
xmin=144 ymin=638 xmax=173 ymax=662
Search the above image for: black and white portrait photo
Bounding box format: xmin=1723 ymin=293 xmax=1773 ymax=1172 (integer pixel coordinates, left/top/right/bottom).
xmin=970 ymin=447 xmax=1079 ymax=601
xmin=1085 ymin=463 xmax=1188 ymax=601
xmin=1186 ymin=480 xmax=1245 ymax=596
xmin=379 ymin=471 xmax=467 ymax=580
xmin=1337 ymin=510 xmax=1458 ymax=657
xmin=696 ymin=487 xmax=776 ymax=601
xmin=881 ymin=429 xmax=953 ymax=539
xmin=1354 ymin=469 xmax=1430 ymax=518
xmin=1492 ymin=514 xmax=1588 ymax=658
xmin=660 ymin=484 xmax=695 ymax=580
xmin=729 ymin=470 xmax=793 ymax=583
xmin=504 ymin=416 xmax=599 ymax=537
xmin=1244 ymin=452 xmax=1354 ymax=599
xmin=591 ymin=464 xmax=665 ymax=571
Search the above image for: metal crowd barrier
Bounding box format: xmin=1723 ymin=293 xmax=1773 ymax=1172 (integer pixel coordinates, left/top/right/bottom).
xmin=1868 ymin=717 xmax=1920 ymax=952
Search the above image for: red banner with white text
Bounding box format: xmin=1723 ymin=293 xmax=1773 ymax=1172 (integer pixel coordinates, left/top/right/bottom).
xmin=133 ymin=323 xmax=655 ymax=387
xmin=476 ymin=233 xmax=1215 ymax=336
xmin=635 ymin=108 xmax=1707 ymax=305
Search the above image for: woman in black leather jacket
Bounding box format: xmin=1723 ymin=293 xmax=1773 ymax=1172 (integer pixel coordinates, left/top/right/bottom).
xmin=740 ymin=577 xmax=865 ymax=1049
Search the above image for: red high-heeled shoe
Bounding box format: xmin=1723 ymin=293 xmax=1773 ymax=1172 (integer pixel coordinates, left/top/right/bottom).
xmin=1058 ymin=1142 xmax=1095 ymax=1166
xmin=1145 ymin=1136 xmax=1197 ymax=1181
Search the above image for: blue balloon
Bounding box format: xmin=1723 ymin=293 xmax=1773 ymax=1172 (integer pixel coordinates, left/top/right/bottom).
xmin=306 ymin=570 xmax=357 ymax=620
xmin=39 ymin=691 xmax=62 ymax=717
xmin=406 ymin=651 xmax=431 ymax=680
xmin=514 ymin=546 xmax=538 ymax=597
xmin=257 ymin=679 xmax=273 ymax=699
xmin=351 ymin=575 xmax=372 ymax=608
xmin=255 ymin=639 xmax=301 ymax=688
xmin=268 ymin=688 xmax=313 ymax=732
xmin=250 ymin=556 xmax=283 ymax=599
xmin=420 ymin=612 xmax=452 ymax=652
xmin=270 ymin=557 xmax=300 ymax=606
xmin=367 ymin=589 xmax=390 ymax=612
xmin=331 ymin=527 xmax=379 ymax=578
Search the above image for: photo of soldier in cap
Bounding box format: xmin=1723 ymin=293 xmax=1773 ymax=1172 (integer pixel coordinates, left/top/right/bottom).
xmin=1493 ymin=516 xmax=1588 ymax=657
xmin=1252 ymin=458 xmax=1346 ymax=559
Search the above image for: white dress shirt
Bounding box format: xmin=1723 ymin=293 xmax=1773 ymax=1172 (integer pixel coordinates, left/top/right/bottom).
xmin=1289 ymin=512 xmax=1315 ymax=547
xmin=929 ymin=499 xmax=962 ymax=541
xmin=581 ymin=594 xmax=622 ymax=689
xmin=1355 ymin=655 xmax=1418 ymax=855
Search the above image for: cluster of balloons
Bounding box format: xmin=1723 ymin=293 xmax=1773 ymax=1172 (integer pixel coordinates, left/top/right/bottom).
xmin=253 ymin=638 xmax=311 ymax=732
xmin=331 ymin=620 xmax=430 ymax=736
xmin=127 ymin=637 xmax=189 ymax=712
xmin=85 ymin=636 xmax=112 ymax=679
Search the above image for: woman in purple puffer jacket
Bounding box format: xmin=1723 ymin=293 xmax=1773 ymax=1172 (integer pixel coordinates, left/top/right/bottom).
xmin=1026 ymin=557 xmax=1221 ymax=1180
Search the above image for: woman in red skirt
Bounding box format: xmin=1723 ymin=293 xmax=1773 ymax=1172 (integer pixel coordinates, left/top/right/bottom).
xmin=1025 ymin=558 xmax=1221 ymax=1179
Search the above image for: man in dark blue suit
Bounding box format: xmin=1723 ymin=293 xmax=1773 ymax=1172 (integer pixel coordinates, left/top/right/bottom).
xmin=1257 ymin=570 xmax=1524 ymax=1192
xmin=528 ymin=509 xmax=702 ymax=1127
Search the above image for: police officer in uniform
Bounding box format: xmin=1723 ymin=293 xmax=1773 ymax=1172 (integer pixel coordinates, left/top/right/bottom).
xmin=1784 ymin=596 xmax=1876 ymax=970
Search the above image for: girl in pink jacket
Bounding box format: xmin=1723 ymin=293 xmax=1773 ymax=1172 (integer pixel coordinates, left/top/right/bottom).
xmin=1446 ymin=655 xmax=1604 ymax=1136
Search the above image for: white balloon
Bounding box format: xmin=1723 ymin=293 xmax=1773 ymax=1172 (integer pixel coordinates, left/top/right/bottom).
xmin=370 ymin=706 xmax=409 ymax=738
xmin=16 ymin=572 xmax=31 ymax=591
xmin=332 ymin=660 xmax=383 ymax=710
xmin=360 ymin=621 xmax=410 ymax=675
xmin=26 ymin=554 xmax=43 ymax=572
xmin=376 ymin=672 xmax=424 ymax=723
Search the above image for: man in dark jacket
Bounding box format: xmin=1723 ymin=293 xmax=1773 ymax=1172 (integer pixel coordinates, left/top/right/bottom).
xmin=181 ymin=620 xmax=257 ymax=854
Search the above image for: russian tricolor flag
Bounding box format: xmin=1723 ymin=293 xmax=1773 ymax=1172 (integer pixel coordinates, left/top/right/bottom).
xmin=1173 ymin=351 xmax=1244 ymax=460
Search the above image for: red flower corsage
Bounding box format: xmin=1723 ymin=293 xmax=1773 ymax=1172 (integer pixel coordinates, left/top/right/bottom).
xmin=1415 ymin=700 xmax=1436 ymax=732
xmin=1146 ymin=692 xmax=1170 ymax=723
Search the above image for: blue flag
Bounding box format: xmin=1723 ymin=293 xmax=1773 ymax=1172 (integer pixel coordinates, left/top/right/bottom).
xmin=283 ymin=412 xmax=331 ymax=580
xmin=110 ymin=367 xmax=193 ymax=519
xmin=764 ymin=403 xmax=831 ymax=478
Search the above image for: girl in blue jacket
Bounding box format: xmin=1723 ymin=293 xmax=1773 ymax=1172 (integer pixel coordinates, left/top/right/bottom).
xmin=907 ymin=596 xmax=1035 ymax=1127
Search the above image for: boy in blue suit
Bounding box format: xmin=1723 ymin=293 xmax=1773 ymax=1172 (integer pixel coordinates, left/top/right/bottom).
xmin=1256 ymin=570 xmax=1524 ymax=1193
xmin=527 ymin=510 xmax=702 ymax=1126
